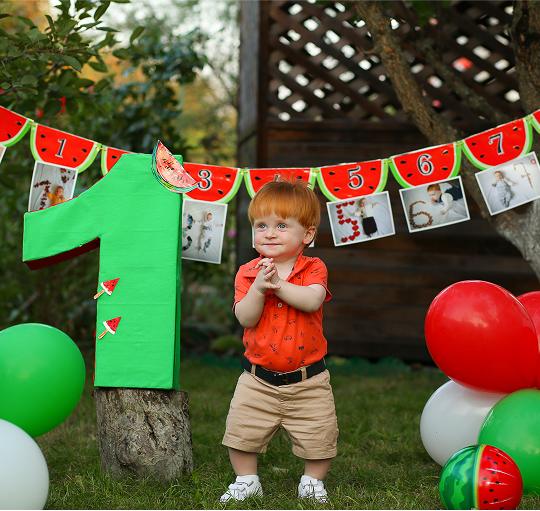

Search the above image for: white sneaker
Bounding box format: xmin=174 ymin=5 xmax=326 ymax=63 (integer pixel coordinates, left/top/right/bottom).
xmin=298 ymin=475 xmax=329 ymax=503
xmin=220 ymin=475 xmax=263 ymax=503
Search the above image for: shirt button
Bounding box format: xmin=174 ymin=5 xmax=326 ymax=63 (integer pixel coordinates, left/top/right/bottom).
xmin=277 ymin=303 xmax=283 ymax=308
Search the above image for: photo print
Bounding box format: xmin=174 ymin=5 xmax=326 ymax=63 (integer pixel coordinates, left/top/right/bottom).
xmin=327 ymin=191 xmax=395 ymax=247
xmin=399 ymin=176 xmax=470 ymax=233
xmin=181 ymin=198 xmax=227 ymax=264
xmin=0 ymin=145 xmax=5 ymax=165
xmin=475 ymin=152 xmax=540 ymax=215
xmin=28 ymin=161 xmax=78 ymax=212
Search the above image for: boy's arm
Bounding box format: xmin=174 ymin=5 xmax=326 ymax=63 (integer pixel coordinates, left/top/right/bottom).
xmin=441 ymin=192 xmax=453 ymax=213
xmin=273 ymin=281 xmax=327 ymax=313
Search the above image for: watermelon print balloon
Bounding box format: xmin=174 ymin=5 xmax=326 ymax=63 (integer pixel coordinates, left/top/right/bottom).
xmin=439 ymin=444 xmax=523 ymax=510
xmin=425 ymin=281 xmax=538 ymax=393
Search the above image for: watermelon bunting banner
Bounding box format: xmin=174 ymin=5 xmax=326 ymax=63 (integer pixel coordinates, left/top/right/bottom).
xmin=2 ymin=105 xmax=540 ymax=205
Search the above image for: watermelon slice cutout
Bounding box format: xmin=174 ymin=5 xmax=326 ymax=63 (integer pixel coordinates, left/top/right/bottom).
xmin=151 ymin=141 xmax=197 ymax=193
xmin=30 ymin=123 xmax=100 ymax=172
xmin=94 ymin=278 xmax=119 ymax=299
xmin=101 ymin=146 xmax=133 ymax=175
xmin=184 ymin=163 xmax=242 ymax=203
xmin=462 ymin=118 xmax=533 ymax=169
xmin=0 ymin=106 xmax=32 ymax=147
xmin=98 ymin=316 xmax=121 ymax=339
xmin=318 ymin=160 xmax=388 ymax=200
xmin=244 ymin=167 xmax=317 ymax=198
xmin=390 ymin=142 xmax=460 ymax=188
xmin=529 ymin=110 xmax=540 ymax=134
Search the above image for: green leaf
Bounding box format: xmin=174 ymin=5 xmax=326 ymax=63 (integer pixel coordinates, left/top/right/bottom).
xmin=94 ymin=2 xmax=111 ymax=21
xmin=16 ymin=16 xmax=36 ymax=28
xmin=1 ymin=82 xmax=11 ymax=89
xmin=112 ymin=48 xmax=130 ymax=60
xmin=43 ymin=98 xmax=63 ymax=117
xmin=96 ymin=26 xmax=118 ymax=32
xmin=59 ymin=55 xmax=82 ymax=72
xmin=129 ymin=26 xmax=145 ymax=44
xmin=88 ymin=59 xmax=108 ymax=73
xmin=75 ymin=78 xmax=95 ymax=88
xmin=20 ymin=75 xmax=38 ymax=85
xmin=93 ymin=78 xmax=110 ymax=92
xmin=0 ymin=14 xmax=12 ymax=20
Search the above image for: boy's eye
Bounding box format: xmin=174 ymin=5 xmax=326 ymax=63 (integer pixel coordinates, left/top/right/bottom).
xmin=256 ymin=223 xmax=266 ymax=229
xmin=278 ymin=223 xmax=287 ymax=229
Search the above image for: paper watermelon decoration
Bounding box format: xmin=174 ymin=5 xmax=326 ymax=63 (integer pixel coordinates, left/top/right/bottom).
xmin=317 ymin=160 xmax=388 ymax=200
xmin=439 ymin=444 xmax=523 ymax=510
xmin=529 ymin=109 xmax=540 ymax=134
xmin=184 ymin=163 xmax=242 ymax=203
xmin=151 ymin=141 xmax=197 ymax=193
xmin=244 ymin=167 xmax=316 ymax=198
xmin=390 ymin=143 xmax=460 ymax=188
xmin=101 ymin=146 xmax=133 ymax=175
xmin=98 ymin=317 xmax=121 ymax=339
xmin=94 ymin=278 xmax=119 ymax=299
xmin=462 ymin=118 xmax=533 ymax=169
xmin=30 ymin=124 xmax=100 ymax=172
xmin=0 ymin=106 xmax=32 ymax=147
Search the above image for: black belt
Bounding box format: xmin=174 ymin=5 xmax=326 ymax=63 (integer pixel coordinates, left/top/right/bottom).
xmin=241 ymin=355 xmax=326 ymax=386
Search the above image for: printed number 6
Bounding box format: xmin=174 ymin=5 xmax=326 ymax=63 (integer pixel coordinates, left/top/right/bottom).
xmin=417 ymin=154 xmax=434 ymax=176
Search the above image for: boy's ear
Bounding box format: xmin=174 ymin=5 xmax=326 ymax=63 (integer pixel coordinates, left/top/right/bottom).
xmin=304 ymin=226 xmax=316 ymax=245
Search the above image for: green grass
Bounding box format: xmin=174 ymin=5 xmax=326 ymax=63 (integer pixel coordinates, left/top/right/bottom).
xmin=35 ymin=355 xmax=540 ymax=509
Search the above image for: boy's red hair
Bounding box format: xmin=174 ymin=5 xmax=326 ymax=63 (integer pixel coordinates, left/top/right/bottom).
xmin=248 ymin=178 xmax=320 ymax=229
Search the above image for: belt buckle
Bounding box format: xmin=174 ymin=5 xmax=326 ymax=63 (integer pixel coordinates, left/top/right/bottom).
xmin=274 ymin=371 xmax=288 ymax=386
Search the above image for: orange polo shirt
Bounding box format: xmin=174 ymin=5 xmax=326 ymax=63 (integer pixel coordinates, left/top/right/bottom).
xmin=234 ymin=254 xmax=331 ymax=373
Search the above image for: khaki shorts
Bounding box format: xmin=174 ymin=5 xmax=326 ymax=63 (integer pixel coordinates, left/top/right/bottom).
xmin=222 ymin=369 xmax=339 ymax=459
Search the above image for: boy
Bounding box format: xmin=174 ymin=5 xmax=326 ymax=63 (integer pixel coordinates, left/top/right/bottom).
xmin=221 ymin=179 xmax=338 ymax=503
xmin=427 ymin=182 xmax=463 ymax=215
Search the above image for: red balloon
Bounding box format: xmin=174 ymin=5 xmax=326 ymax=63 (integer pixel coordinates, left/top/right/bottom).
xmin=425 ymin=281 xmax=538 ymax=393
xmin=517 ymin=291 xmax=540 ymax=388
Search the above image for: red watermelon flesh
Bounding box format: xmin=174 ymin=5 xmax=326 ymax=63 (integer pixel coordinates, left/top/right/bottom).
xmin=101 ymin=278 xmax=119 ymax=295
xmin=154 ymin=142 xmax=197 ymax=190
xmin=390 ymin=143 xmax=460 ymax=187
xmin=104 ymin=317 xmax=121 ymax=335
xmin=102 ymin=147 xmax=132 ymax=174
xmin=31 ymin=124 xmax=99 ymax=171
xmin=184 ymin=162 xmax=242 ymax=203
xmin=0 ymin=106 xmax=31 ymax=146
xmin=318 ymin=160 xmax=386 ymax=200
xmin=475 ymin=445 xmax=523 ymax=510
xmin=463 ymin=118 xmax=532 ymax=169
xmin=246 ymin=168 xmax=314 ymax=197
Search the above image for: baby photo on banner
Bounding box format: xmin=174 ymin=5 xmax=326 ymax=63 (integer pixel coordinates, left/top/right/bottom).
xmin=399 ymin=177 xmax=470 ymax=233
xmin=475 ymin=152 xmax=540 ymax=215
xmin=327 ymin=191 xmax=395 ymax=247
xmin=181 ymin=198 xmax=227 ymax=264
xmin=28 ymin=162 xmax=78 ymax=212
xmin=0 ymin=145 xmax=5 ymax=165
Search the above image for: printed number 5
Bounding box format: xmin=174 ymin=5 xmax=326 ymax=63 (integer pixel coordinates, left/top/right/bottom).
xmin=347 ymin=166 xmax=363 ymax=190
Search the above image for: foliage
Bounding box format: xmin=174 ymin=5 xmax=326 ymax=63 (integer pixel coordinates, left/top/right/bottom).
xmin=0 ymin=1 xmax=236 ymax=347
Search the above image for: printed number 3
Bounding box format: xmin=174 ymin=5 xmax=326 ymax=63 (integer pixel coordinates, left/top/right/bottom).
xmin=197 ymin=169 xmax=212 ymax=190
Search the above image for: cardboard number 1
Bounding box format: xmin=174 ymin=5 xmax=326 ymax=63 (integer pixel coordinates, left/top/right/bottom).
xmin=22 ymin=154 xmax=183 ymax=390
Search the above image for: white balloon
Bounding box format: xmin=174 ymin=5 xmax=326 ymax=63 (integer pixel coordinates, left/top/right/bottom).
xmin=0 ymin=419 xmax=49 ymax=509
xmin=420 ymin=379 xmax=507 ymax=466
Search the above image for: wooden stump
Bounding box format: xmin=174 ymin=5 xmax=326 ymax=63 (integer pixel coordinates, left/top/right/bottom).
xmin=94 ymin=388 xmax=194 ymax=481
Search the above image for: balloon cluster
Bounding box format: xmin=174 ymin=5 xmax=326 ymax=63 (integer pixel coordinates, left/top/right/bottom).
xmin=0 ymin=323 xmax=86 ymax=509
xmin=422 ymin=281 xmax=540 ymax=508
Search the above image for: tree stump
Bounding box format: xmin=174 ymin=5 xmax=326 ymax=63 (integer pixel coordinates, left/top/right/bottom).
xmin=94 ymin=388 xmax=193 ymax=481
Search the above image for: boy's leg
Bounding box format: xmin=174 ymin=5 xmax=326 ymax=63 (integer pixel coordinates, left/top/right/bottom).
xmin=229 ymin=447 xmax=258 ymax=476
xmin=299 ymin=458 xmax=333 ymax=503
xmin=304 ymin=458 xmax=332 ymax=480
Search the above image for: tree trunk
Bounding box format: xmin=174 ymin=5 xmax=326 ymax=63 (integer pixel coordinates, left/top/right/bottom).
xmin=94 ymin=388 xmax=194 ymax=481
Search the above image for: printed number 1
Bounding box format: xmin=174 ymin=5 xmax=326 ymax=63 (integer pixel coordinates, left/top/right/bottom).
xmin=56 ymin=138 xmax=66 ymax=158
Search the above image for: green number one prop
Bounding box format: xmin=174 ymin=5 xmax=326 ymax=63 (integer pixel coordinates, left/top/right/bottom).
xmin=23 ymin=153 xmax=186 ymax=389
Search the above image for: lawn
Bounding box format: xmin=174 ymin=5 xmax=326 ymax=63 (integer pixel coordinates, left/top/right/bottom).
xmin=36 ymin=354 xmax=540 ymax=509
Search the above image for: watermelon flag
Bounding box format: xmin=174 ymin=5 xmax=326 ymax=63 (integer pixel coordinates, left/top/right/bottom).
xmin=0 ymin=106 xmax=32 ymax=147
xmin=101 ymin=146 xmax=133 ymax=175
xmin=317 ymin=160 xmax=388 ymax=200
xmin=389 ymin=142 xmax=460 ymax=188
xmin=529 ymin=109 xmax=540 ymax=135
xmin=244 ymin=167 xmax=317 ymax=198
xmin=184 ymin=162 xmax=243 ymax=203
xmin=462 ymin=118 xmax=533 ymax=169
xmin=30 ymin=123 xmax=100 ymax=172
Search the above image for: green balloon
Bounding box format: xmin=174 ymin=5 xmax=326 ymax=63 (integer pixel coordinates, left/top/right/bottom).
xmin=478 ymin=389 xmax=540 ymax=494
xmin=0 ymin=324 xmax=86 ymax=438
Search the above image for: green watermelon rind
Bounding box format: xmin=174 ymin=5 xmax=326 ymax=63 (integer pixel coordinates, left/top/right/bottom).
xmin=0 ymin=110 xmax=32 ymax=147
xmin=439 ymin=445 xmax=477 ymax=510
xmin=529 ymin=111 xmax=540 ymax=135
xmin=461 ymin=118 xmax=533 ymax=170
xmin=185 ymin=165 xmax=243 ymax=203
xmin=389 ymin=143 xmax=461 ymax=189
xmin=317 ymin=161 xmax=388 ymax=201
xmin=30 ymin=124 xmax=100 ymax=173
xmin=244 ymin=168 xmax=317 ymax=198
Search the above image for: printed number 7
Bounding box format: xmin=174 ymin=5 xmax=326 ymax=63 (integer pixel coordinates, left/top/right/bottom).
xmin=489 ymin=133 xmax=504 ymax=155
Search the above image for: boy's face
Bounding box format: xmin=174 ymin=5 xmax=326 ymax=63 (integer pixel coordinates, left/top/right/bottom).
xmin=494 ymin=172 xmax=503 ymax=180
xmin=428 ymin=189 xmax=441 ymax=201
xmin=55 ymin=187 xmax=64 ymax=196
xmin=253 ymin=213 xmax=315 ymax=263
